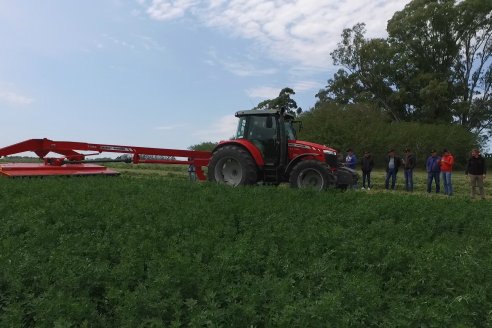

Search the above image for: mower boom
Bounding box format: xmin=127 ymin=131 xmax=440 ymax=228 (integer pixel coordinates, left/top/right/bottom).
xmin=0 ymin=138 xmax=211 ymax=178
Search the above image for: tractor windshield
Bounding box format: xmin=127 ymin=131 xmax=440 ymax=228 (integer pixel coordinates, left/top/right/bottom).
xmin=247 ymin=116 xmax=277 ymax=141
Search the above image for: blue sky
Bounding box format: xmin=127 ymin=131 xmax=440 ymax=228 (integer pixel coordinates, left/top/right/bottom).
xmin=0 ymin=0 xmax=411 ymax=151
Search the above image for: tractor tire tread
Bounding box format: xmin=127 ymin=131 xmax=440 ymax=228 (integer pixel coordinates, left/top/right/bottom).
xmin=289 ymin=159 xmax=334 ymax=190
xmin=208 ymin=145 xmax=258 ymax=185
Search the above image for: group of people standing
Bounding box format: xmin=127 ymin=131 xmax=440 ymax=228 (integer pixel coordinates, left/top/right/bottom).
xmin=344 ymin=148 xmax=487 ymax=199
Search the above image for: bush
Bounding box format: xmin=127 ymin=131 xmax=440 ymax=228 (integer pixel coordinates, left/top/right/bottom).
xmin=299 ymin=103 xmax=478 ymax=169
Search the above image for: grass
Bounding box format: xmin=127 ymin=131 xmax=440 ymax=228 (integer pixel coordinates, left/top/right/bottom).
xmin=105 ymin=162 xmax=492 ymax=199
xmin=105 ymin=163 xmax=491 ymax=200
xmin=2 ymin=157 xmax=488 ymax=198
xmin=0 ymin=172 xmax=491 ymax=327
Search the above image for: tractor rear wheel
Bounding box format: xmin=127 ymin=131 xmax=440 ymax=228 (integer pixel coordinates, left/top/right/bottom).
xmin=289 ymin=160 xmax=334 ymax=191
xmin=208 ymin=145 xmax=258 ymax=186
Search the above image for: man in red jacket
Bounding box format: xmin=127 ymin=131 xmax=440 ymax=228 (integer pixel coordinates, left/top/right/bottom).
xmin=440 ymin=149 xmax=455 ymax=196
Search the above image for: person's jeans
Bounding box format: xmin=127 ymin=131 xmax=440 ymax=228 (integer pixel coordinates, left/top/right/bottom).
xmin=362 ymin=171 xmax=371 ymax=188
xmin=404 ymin=169 xmax=413 ymax=192
xmin=385 ymin=168 xmax=397 ymax=190
xmin=427 ymin=172 xmax=440 ymax=193
xmin=442 ymin=172 xmax=453 ymax=196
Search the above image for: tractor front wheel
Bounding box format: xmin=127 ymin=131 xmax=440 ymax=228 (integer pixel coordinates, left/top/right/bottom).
xmin=208 ymin=145 xmax=258 ymax=186
xmin=289 ymin=160 xmax=334 ymax=191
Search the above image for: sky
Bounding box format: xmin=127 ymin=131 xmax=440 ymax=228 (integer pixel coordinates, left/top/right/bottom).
xmin=0 ymin=0 xmax=412 ymax=153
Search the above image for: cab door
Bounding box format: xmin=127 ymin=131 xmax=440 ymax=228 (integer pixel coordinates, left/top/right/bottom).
xmin=246 ymin=115 xmax=279 ymax=165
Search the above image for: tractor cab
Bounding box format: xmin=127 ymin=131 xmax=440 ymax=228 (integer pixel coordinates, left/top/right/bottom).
xmin=234 ymin=109 xmax=295 ymax=165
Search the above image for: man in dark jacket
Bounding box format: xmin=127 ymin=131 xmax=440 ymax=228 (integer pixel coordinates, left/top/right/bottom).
xmin=403 ymin=148 xmax=416 ymax=192
xmin=385 ymin=149 xmax=402 ymax=190
xmin=361 ymin=150 xmax=374 ymax=190
xmin=465 ymin=148 xmax=487 ymax=199
xmin=426 ymin=149 xmax=441 ymax=193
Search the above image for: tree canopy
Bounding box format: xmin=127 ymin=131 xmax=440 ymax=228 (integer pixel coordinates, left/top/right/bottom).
xmin=253 ymin=87 xmax=303 ymax=115
xmin=188 ymin=141 xmax=218 ymax=152
xmin=316 ymin=0 xmax=492 ymax=141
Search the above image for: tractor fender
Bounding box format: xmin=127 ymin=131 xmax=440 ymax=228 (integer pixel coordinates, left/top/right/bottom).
xmin=212 ymin=140 xmax=265 ymax=167
xmin=285 ymin=153 xmax=321 ymax=176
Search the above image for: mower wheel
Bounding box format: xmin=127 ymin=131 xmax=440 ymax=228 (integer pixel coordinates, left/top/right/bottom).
xmin=208 ymin=145 xmax=258 ymax=186
xmin=289 ymin=160 xmax=334 ymax=191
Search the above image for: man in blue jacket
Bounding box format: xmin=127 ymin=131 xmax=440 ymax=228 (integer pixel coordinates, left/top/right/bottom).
xmin=345 ymin=149 xmax=358 ymax=189
xmin=426 ymin=150 xmax=441 ymax=193
xmin=345 ymin=149 xmax=357 ymax=169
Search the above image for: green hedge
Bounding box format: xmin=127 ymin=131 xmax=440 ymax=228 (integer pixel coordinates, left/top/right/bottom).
xmin=299 ymin=104 xmax=478 ymax=169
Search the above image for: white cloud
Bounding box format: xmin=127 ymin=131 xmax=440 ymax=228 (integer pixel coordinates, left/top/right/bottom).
xmin=102 ymin=34 xmax=136 ymax=50
xmin=222 ymin=61 xmax=277 ymax=77
xmin=140 ymin=0 xmax=411 ymax=69
xmin=292 ymin=80 xmax=322 ymax=92
xmin=192 ymin=115 xmax=237 ymax=142
xmin=146 ymin=0 xmax=199 ymax=21
xmin=205 ymin=48 xmax=277 ymax=76
xmin=0 ymin=88 xmax=34 ymax=107
xmin=134 ymin=34 xmax=166 ymax=51
xmin=95 ymin=33 xmax=165 ymax=53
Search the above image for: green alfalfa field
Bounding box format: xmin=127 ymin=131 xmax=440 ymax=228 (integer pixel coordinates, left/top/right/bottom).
xmin=1 ymin=166 xmax=491 ymax=327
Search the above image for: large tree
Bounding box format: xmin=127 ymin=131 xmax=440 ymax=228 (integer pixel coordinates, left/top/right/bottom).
xmin=317 ymin=0 xmax=492 ymax=140
xmin=254 ymin=87 xmax=302 ymax=115
xmin=317 ymin=24 xmax=404 ymax=121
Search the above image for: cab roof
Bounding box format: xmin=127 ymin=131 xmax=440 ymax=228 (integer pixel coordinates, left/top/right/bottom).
xmin=235 ymin=109 xmax=296 ymax=120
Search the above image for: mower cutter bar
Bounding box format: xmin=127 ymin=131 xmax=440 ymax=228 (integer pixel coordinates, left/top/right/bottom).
xmin=0 ymin=163 xmax=120 ymax=177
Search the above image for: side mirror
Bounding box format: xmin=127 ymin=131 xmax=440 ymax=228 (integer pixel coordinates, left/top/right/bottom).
xmin=266 ymin=116 xmax=273 ymax=128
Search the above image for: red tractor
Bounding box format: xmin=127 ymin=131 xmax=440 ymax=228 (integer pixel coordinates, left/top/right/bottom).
xmin=208 ymin=108 xmax=357 ymax=190
xmin=0 ymin=108 xmax=357 ymax=189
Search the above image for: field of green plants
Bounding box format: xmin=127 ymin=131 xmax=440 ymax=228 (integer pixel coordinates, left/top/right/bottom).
xmin=1 ymin=166 xmax=491 ymax=327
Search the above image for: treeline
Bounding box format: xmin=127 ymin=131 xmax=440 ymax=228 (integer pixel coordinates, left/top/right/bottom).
xmin=316 ymin=0 xmax=492 ymax=137
xmin=298 ymin=103 xmax=477 ymax=169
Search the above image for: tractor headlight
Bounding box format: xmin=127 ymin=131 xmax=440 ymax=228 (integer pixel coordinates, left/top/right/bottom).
xmin=323 ymin=150 xmax=338 ymax=168
xmin=323 ymin=150 xmax=337 ymax=156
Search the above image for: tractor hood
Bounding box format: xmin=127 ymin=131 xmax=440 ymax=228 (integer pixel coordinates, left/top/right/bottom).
xmin=289 ymin=140 xmax=338 ymax=155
